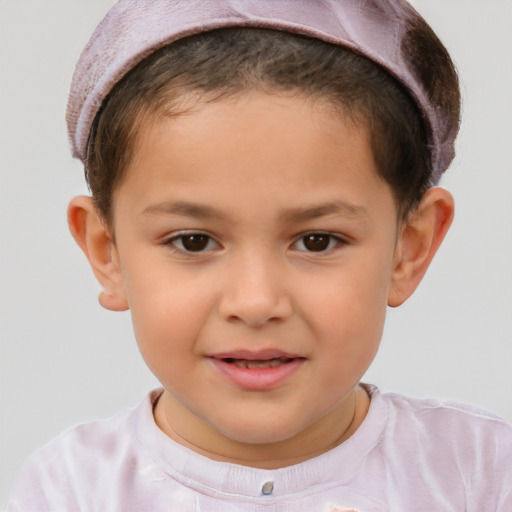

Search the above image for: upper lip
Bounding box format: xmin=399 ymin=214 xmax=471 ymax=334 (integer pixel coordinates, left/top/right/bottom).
xmin=209 ymin=349 xmax=303 ymax=361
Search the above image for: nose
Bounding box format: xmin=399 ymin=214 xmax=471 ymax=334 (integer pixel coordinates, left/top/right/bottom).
xmin=218 ymin=249 xmax=293 ymax=328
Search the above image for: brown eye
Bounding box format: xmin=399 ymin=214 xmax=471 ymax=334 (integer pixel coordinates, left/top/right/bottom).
xmin=181 ymin=234 xmax=210 ymax=252
xmin=302 ymin=234 xmax=331 ymax=252
xmin=169 ymin=233 xmax=218 ymax=253
xmin=294 ymin=233 xmax=343 ymax=253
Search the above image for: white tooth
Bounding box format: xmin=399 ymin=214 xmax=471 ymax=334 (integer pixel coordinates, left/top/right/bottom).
xmin=229 ymin=357 xmax=293 ymax=369
xmin=252 ymin=359 xmax=286 ymax=369
xmin=247 ymin=361 xmax=265 ymax=369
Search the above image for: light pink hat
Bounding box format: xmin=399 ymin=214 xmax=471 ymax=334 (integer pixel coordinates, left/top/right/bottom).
xmin=67 ymin=0 xmax=459 ymax=182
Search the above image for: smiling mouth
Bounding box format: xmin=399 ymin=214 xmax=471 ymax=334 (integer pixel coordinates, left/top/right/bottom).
xmin=223 ymin=357 xmax=294 ymax=369
xmin=210 ymin=353 xmax=304 ymax=389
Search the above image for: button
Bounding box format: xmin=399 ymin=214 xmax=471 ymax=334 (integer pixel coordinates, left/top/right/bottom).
xmin=261 ymin=481 xmax=274 ymax=495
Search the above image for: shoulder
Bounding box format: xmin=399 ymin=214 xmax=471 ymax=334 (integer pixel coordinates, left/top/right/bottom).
xmin=382 ymin=390 xmax=512 ymax=442
xmin=369 ymin=387 xmax=512 ymax=506
xmin=29 ymin=398 xmax=138 ymax=468
xmin=6 ymin=390 xmax=160 ymax=512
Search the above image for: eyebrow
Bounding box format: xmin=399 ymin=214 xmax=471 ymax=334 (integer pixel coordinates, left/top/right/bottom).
xmin=141 ymin=199 xmax=368 ymax=221
xmin=279 ymin=200 xmax=369 ymax=222
xmin=142 ymin=201 xmax=223 ymax=219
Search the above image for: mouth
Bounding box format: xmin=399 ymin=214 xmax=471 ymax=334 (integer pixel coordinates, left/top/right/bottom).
xmin=208 ymin=351 xmax=305 ymax=390
xmin=222 ymin=356 xmax=295 ymax=369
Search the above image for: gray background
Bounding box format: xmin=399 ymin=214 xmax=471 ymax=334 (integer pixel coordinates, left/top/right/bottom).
xmin=1 ymin=0 xmax=511 ymax=507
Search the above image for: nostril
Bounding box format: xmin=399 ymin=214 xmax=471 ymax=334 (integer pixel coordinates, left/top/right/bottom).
xmin=218 ymin=275 xmax=293 ymax=327
xmin=224 ymin=312 xmax=287 ymax=328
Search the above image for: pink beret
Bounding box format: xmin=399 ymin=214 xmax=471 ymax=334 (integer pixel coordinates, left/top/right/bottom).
xmin=67 ymin=0 xmax=459 ymax=182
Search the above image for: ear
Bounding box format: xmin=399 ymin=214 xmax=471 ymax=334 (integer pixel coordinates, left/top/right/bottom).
xmin=67 ymin=196 xmax=129 ymax=312
xmin=388 ymin=187 xmax=454 ymax=307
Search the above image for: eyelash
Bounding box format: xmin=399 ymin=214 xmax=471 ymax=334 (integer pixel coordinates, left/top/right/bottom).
xmin=164 ymin=231 xmax=346 ymax=254
xmin=292 ymin=232 xmax=346 ymax=253
xmin=165 ymin=232 xmax=221 ymax=253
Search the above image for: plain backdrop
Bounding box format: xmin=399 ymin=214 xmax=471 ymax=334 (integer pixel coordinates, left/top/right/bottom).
xmin=1 ymin=0 xmax=511 ymax=507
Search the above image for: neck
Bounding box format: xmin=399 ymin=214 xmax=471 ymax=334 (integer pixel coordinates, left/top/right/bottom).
xmin=154 ymin=386 xmax=369 ymax=469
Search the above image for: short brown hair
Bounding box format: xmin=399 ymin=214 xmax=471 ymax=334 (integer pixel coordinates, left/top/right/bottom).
xmin=86 ymin=24 xmax=460 ymax=225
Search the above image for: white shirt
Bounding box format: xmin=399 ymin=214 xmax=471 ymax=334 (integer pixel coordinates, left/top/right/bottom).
xmin=7 ymin=385 xmax=512 ymax=511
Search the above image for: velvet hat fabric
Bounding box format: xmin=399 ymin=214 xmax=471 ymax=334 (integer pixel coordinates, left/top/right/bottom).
xmin=67 ymin=0 xmax=458 ymax=182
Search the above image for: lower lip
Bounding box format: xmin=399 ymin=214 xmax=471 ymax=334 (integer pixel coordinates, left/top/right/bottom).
xmin=209 ymin=358 xmax=304 ymax=391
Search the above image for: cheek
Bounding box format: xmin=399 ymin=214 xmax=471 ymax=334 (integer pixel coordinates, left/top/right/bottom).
xmin=122 ymin=265 xmax=215 ymax=363
xmin=302 ymin=253 xmax=392 ymax=355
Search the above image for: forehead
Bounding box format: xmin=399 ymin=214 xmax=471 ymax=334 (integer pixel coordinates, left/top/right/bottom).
xmin=131 ymin=91 xmax=366 ymax=167
xmin=112 ymin=91 xmax=396 ymax=229
xmin=133 ymin=93 xmax=365 ymax=176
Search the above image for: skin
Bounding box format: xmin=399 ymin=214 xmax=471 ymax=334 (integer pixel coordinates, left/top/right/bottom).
xmin=68 ymin=91 xmax=454 ymax=469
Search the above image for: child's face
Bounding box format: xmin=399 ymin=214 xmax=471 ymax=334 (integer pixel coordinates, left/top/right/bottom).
xmin=110 ymin=92 xmax=401 ymax=452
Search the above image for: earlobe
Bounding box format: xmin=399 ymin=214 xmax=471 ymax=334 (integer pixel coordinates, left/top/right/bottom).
xmin=388 ymin=187 xmax=454 ymax=307
xmin=67 ymin=196 xmax=129 ymax=312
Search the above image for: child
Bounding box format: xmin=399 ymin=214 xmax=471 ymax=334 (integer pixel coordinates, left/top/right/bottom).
xmin=6 ymin=0 xmax=512 ymax=510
